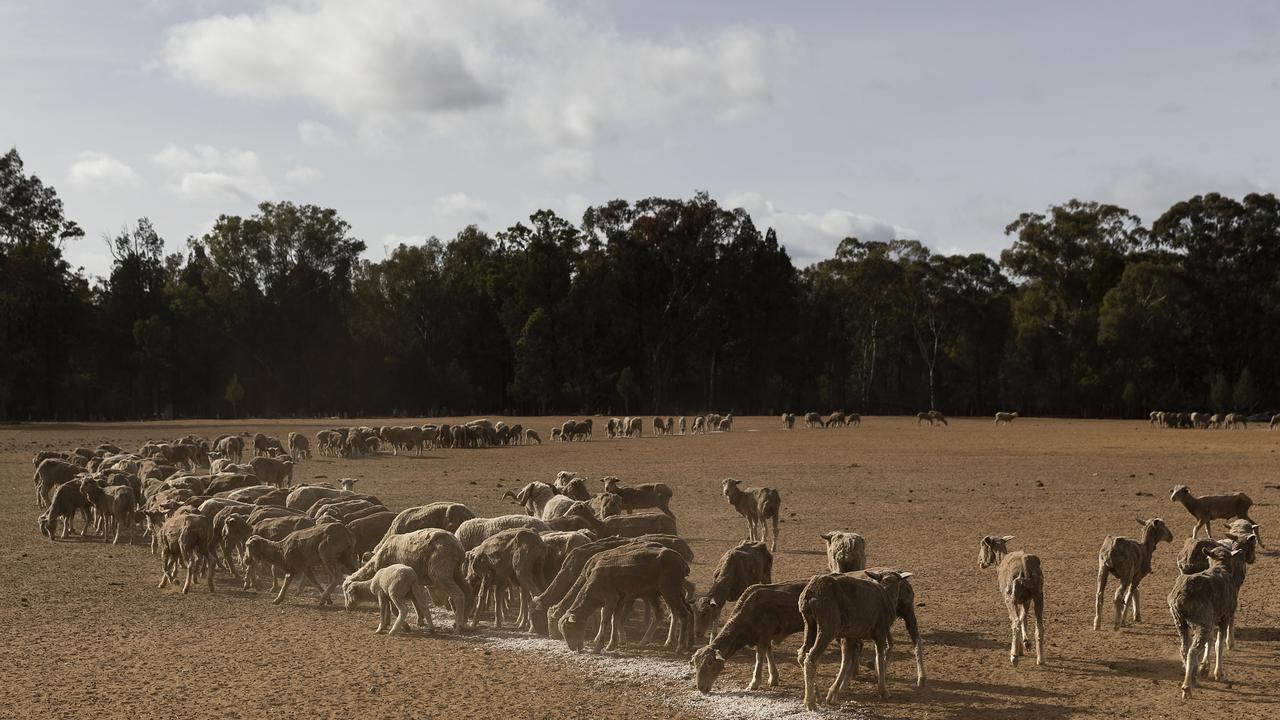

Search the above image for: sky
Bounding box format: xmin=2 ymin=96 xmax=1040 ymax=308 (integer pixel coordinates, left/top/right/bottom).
xmin=3 ymin=1 xmax=1278 ymax=277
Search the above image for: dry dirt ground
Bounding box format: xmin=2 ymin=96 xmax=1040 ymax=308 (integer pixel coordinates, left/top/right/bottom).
xmin=2 ymin=416 xmax=1278 ymax=719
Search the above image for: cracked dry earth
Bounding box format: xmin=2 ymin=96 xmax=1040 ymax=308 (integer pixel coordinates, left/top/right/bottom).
xmin=2 ymin=416 xmax=1278 ymax=719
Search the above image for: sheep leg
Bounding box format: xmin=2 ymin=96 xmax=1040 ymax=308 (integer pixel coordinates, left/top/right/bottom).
xmin=1033 ymin=594 xmax=1045 ymax=666
xmin=1005 ymin=596 xmax=1022 ymax=665
xmin=764 ymin=641 xmax=780 ymax=687
xmin=375 ymin=593 xmax=390 ymax=634
xmin=595 ymin=604 xmax=617 ymax=654
xmin=317 ymin=563 xmax=339 ymax=605
xmin=770 ymin=515 xmax=779 ymax=552
xmin=430 ymin=562 xmax=469 ymax=633
xmin=825 ymin=637 xmax=857 ymax=705
xmin=638 ymin=597 xmax=661 ymax=645
xmin=182 ymin=560 xmax=195 ymax=594
xmin=874 ymin=636 xmax=889 ymax=699
xmin=749 ymin=645 xmax=766 ymax=690
xmin=387 ymin=593 xmax=410 ymax=635
xmin=304 ymin=568 xmax=329 ymax=605
xmin=1111 ymin=581 xmax=1128 ymax=630
xmin=272 ymin=574 xmax=295 ymax=604
xmin=1212 ymin=625 xmax=1228 ymax=682
xmin=1182 ymin=627 xmax=1205 ymax=698
xmin=1128 ymin=583 xmax=1142 ymax=623
xmin=801 ymin=624 xmax=833 ymax=712
xmin=1092 ymin=564 xmax=1108 ymax=630
xmin=410 ymin=582 xmax=435 ymax=633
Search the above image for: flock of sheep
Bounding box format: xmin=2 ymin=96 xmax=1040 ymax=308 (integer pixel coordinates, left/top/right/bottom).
xmin=1149 ymin=411 xmax=1278 ymax=430
xmin=28 ymin=417 xmax=1265 ymax=708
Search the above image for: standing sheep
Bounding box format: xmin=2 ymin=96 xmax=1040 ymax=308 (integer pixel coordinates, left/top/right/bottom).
xmin=978 ymin=535 xmax=1044 ymax=666
xmin=994 ymin=411 xmax=1018 ymax=425
xmin=720 ymin=479 xmax=781 ymax=551
xmin=343 ymin=564 xmax=434 ymax=635
xmin=1168 ymin=544 xmax=1242 ymax=698
xmin=820 ymin=531 xmax=867 ymax=573
xmin=1170 ymin=485 xmax=1254 ymax=539
xmin=692 ymin=541 xmax=773 ymax=638
xmin=1093 ymin=518 xmax=1174 ymax=630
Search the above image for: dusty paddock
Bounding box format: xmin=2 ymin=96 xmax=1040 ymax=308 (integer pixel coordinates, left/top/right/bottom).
xmin=2 ymin=416 xmax=1278 ymax=719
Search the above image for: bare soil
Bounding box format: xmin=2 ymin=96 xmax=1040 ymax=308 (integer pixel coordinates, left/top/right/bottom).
xmin=2 ymin=416 xmax=1277 ymax=719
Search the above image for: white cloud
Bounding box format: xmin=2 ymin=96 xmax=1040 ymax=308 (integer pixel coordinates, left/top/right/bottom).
xmin=284 ymin=165 xmax=323 ymax=184
xmin=724 ymin=191 xmax=918 ymax=266
xmin=1096 ymin=159 xmax=1262 ymax=223
xmin=162 ymin=1 xmax=791 ymax=162
xmin=68 ymin=151 xmax=139 ymax=189
xmin=151 ymin=143 xmax=272 ymax=203
xmin=432 ymin=192 xmax=489 ymax=222
xmin=297 ymin=120 xmax=343 ymax=147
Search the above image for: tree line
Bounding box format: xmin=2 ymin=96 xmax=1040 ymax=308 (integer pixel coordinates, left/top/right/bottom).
xmin=2 ymin=147 xmax=1274 ymax=421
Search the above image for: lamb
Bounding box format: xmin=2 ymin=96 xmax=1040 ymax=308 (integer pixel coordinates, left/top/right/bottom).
xmin=562 ymin=502 xmax=677 ymax=538
xmin=1168 ymin=543 xmax=1242 ymax=698
xmin=600 ymin=476 xmax=675 ymax=517
xmin=978 ymin=535 xmax=1044 ymax=666
xmin=464 ymin=528 xmax=548 ymax=630
xmin=691 ymin=580 xmax=808 ymax=692
xmin=344 ymin=529 xmax=469 ymax=632
xmin=382 ymin=502 xmax=476 ymax=540
xmin=525 ymin=429 xmax=542 ymax=445
xmin=455 ymin=515 xmax=551 ymax=551
xmin=343 ymin=564 xmax=434 ymax=634
xmin=80 ymin=481 xmax=136 ymax=544
xmin=155 ymin=510 xmax=217 ymax=594
xmin=557 ymin=544 xmax=694 ymax=653
xmin=720 ymin=478 xmax=781 ymax=551
xmin=1093 ymin=517 xmax=1174 ymax=630
xmin=797 ymin=569 xmax=913 ymax=706
xmin=693 ymin=541 xmax=773 ymax=638
xmin=1170 ymin=485 xmax=1254 ymax=539
xmin=38 ymin=478 xmax=93 ymax=540
xmin=821 ymin=531 xmax=867 ymax=572
xmin=244 ymin=522 xmax=359 ymax=605
xmin=995 ymin=411 xmax=1019 ymax=425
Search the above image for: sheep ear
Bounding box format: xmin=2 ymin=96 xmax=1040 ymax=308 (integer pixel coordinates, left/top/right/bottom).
xmin=898 ymin=572 xmax=913 ymax=580
xmin=714 ymin=650 xmax=725 ymax=662
xmin=1001 ymin=535 xmax=1015 ymax=542
xmin=1135 ymin=517 xmax=1146 ymax=526
xmin=820 ymin=532 xmax=834 ymax=542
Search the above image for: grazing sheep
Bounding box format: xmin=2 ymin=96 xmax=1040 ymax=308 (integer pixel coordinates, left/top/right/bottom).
xmin=455 ymin=515 xmax=551 ymax=551
xmin=464 ymin=528 xmax=548 ymax=630
xmin=821 ymin=531 xmax=867 ymax=573
xmin=33 ymin=458 xmax=82 ymax=508
xmin=600 ymin=476 xmax=675 ymax=517
xmin=797 ymin=570 xmax=913 ymax=706
xmin=525 ymin=429 xmax=542 ymax=445
xmin=782 ymin=413 xmax=795 ymax=429
xmin=244 ymin=523 xmax=359 ymax=605
xmin=550 ymin=427 xmax=563 ymax=442
xmin=345 ymin=529 xmax=469 ymax=633
xmin=691 ymin=580 xmax=808 ymax=693
xmin=343 ymin=564 xmax=433 ymax=634
xmin=287 ymin=432 xmax=311 ymax=460
xmin=847 ymin=413 xmax=861 ymax=427
xmin=995 ymin=411 xmax=1019 ymax=425
xmin=557 ymin=544 xmax=693 ymax=653
xmin=249 ymin=456 xmax=294 ymax=488
xmin=1168 ymin=544 xmax=1242 ymax=698
xmin=720 ymin=478 xmax=781 ymax=551
xmin=717 ymin=414 xmax=734 ymax=432
xmin=1093 ymin=518 xmax=1174 ymax=630
xmin=155 ymin=510 xmax=217 ymax=594
xmin=1270 ymin=414 xmax=1280 ymax=430
xmin=1170 ymin=485 xmax=1254 ymax=539
xmin=979 ymin=535 xmax=1044 ymax=666
xmin=693 ymin=541 xmax=773 ymax=638
xmin=38 ymin=479 xmax=94 ymax=539
xmin=928 ymin=410 xmax=948 ymax=426
xmin=562 ymin=502 xmax=677 ymax=538
xmin=679 ymin=417 xmax=687 ymax=435
xmin=691 ymin=416 xmax=706 ymax=434
xmin=915 ymin=411 xmax=930 ymax=426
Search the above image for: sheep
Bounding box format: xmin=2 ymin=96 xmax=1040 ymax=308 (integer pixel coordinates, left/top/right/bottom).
xmin=557 ymin=544 xmax=693 ymax=653
xmin=155 ymin=510 xmax=217 ymax=594
xmin=1271 ymin=413 xmax=1280 ymax=430
xmin=343 ymin=564 xmax=434 ymax=634
xmin=345 ymin=511 xmax=397 ymax=558
xmin=782 ymin=412 xmax=795 ymax=429
xmin=995 ymin=411 xmax=1019 ymax=425
xmin=1170 ymin=485 xmax=1254 ymax=539
xmin=464 ymin=528 xmax=548 ymax=630
xmin=720 ymin=478 xmax=781 ymax=551
xmin=1177 ymin=532 xmax=1258 ymax=649
xmin=824 ymin=411 xmax=845 ymax=427
xmin=805 ymin=411 xmax=822 ymax=428
xmin=455 ymin=515 xmax=551 ymax=551
xmin=550 ymin=427 xmax=563 ymax=441
xmin=382 ymin=502 xmax=476 ymax=541
xmin=1093 ymin=517 xmax=1174 ymax=630
xmin=652 ymin=416 xmax=665 ymax=436
xmin=978 ymin=535 xmax=1044 ymax=666
xmin=287 ymin=432 xmax=311 ymax=460
xmin=538 ymin=529 xmax=597 ymax=582
xmin=847 ymin=413 xmax=861 ymax=427
xmin=600 ymin=476 xmax=675 ymax=517
xmin=38 ymin=479 xmax=94 ymax=539
xmin=797 ymin=569 xmax=913 ymax=706
xmin=1226 ymin=517 xmax=1264 ymax=549
xmin=915 ymin=411 xmax=930 ymax=426
xmin=244 ymin=522 xmax=359 ymax=605
xmin=928 ymin=410 xmax=948 ymax=426
xmin=222 ymin=484 xmax=278 ymax=503
xmin=1168 ymin=543 xmax=1242 ymax=698
xmin=80 ymin=481 xmax=136 ymax=544
xmin=33 ymin=458 xmax=82 ymax=508
xmin=214 ymin=435 xmax=245 ymax=463
xmin=345 ymin=528 xmax=469 ymax=632
xmin=717 ymin=415 xmax=734 ymax=432
xmin=691 ymin=580 xmax=808 ymax=693
xmin=285 ymin=484 xmax=352 ymax=511
xmin=249 ymin=456 xmax=294 ymax=487
xmin=693 ymin=541 xmax=773 ymax=639
xmin=525 ymin=429 xmax=542 ymax=445
xmin=562 ymin=502 xmax=677 ymax=538
xmin=229 ymin=515 xmax=315 ymax=590
xmin=691 ymin=416 xmax=706 ymax=434
xmin=820 ymin=531 xmax=867 ymax=573
xmin=679 ymin=417 xmax=687 ymax=435
xmin=502 ymin=481 xmax=557 ymax=517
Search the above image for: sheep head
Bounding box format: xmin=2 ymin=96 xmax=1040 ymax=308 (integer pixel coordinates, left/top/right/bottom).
xmin=1170 ymin=485 xmax=1190 ymax=502
xmin=559 ymin=613 xmax=587 ymax=652
xmin=979 ymin=535 xmax=1012 ymax=568
xmin=690 ymin=645 xmax=727 ymax=693
xmin=721 ymin=479 xmax=740 ymax=497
